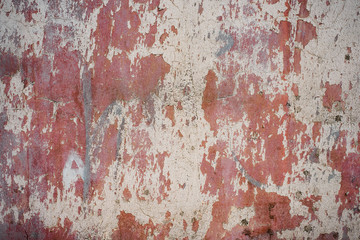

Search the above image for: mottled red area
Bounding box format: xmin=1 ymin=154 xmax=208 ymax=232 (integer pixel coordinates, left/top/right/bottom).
xmin=312 ymin=122 xmax=322 ymax=142
xmin=165 ymin=105 xmax=175 ymax=126
xmin=192 ymin=218 xmax=199 ymax=232
xmin=300 ymin=195 xmax=322 ymax=220
xmin=322 ymin=82 xmax=342 ymax=110
xmin=91 ymin=0 xmax=170 ymax=116
xmin=329 ymin=133 xmax=360 ymax=215
xmin=11 ymin=0 xmax=40 ymax=22
xmin=130 ymin=129 xmax=152 ymax=174
xmin=0 ymin=215 xmax=76 ymax=240
xmin=295 ymin=20 xmax=317 ymax=47
xmin=317 ymin=232 xmax=340 ymax=240
xmin=202 ymin=69 xmax=303 ymax=186
xmin=90 ymin=122 xmax=119 ymax=197
xmin=112 ymin=211 xmax=172 ymax=240
xmin=250 ymin=190 xmax=303 ymax=236
xmin=279 ymin=20 xmax=292 ymax=75
xmin=223 ymin=225 xmax=252 ymax=240
xmin=0 ymin=51 xmax=19 ymax=78
xmin=160 ymin=30 xmax=169 ymax=44
xmin=202 ymin=70 xmax=219 ymax=132
xmin=123 ymin=187 xmax=132 ymax=201
xmin=203 ymin=145 xmax=304 ymax=238
xmin=92 ymin=53 xmax=170 ymax=116
xmin=183 ymin=220 xmax=187 ymax=231
xmin=23 ymin=45 xmax=87 ymax=198
xmin=170 ymin=25 xmax=178 ymax=35
xmin=292 ymin=83 xmax=299 ymax=96
xmin=266 ymin=0 xmax=280 ymax=4
xmin=113 ymin=211 xmax=151 ymax=239
xmin=294 ymin=47 xmax=302 ymax=74
xmin=177 ymin=101 xmax=183 ymax=110
xmin=111 ymin=3 xmax=141 ymax=51
xmin=202 ymin=141 xmax=255 ymax=238
xmin=298 ymin=0 xmax=310 ymax=18
xmin=128 ymin=103 xmax=145 ymax=127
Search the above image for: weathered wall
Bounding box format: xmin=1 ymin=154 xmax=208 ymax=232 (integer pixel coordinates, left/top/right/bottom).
xmin=0 ymin=0 xmax=360 ymax=239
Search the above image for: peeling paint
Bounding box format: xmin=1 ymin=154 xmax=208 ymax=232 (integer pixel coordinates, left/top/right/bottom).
xmin=0 ymin=0 xmax=360 ymax=239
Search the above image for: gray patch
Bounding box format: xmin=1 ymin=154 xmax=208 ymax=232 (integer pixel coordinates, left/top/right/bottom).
xmin=232 ymin=152 xmax=280 ymax=190
xmin=328 ymin=170 xmax=337 ymax=182
xmin=309 ymin=148 xmax=320 ymax=163
xmin=216 ymin=32 xmax=234 ymax=57
xmin=82 ymin=64 xmax=92 ymax=201
xmin=327 ymin=125 xmax=340 ymax=143
xmin=114 ymin=118 xmax=125 ymax=182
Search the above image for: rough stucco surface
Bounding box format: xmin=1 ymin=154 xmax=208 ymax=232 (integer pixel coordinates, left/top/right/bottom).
xmin=0 ymin=0 xmax=360 ymax=239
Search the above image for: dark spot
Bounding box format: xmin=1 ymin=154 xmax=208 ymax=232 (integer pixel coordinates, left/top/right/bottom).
xmin=345 ymin=54 xmax=350 ymax=60
xmin=304 ymin=225 xmax=313 ymax=233
xmin=243 ymin=229 xmax=251 ymax=236
xmin=157 ymin=6 xmax=165 ymax=11
xmin=296 ymin=191 xmax=302 ymax=199
xmin=303 ymin=170 xmax=310 ymax=176
xmin=295 ymin=95 xmax=301 ymax=100
xmin=354 ymin=206 xmax=360 ymax=213
xmin=286 ymin=102 xmax=291 ymax=107
xmin=241 ymin=219 xmax=248 ymax=226
xmin=144 ymin=189 xmax=149 ymax=195
xmin=267 ymin=229 xmax=274 ymax=236
xmin=335 ymin=115 xmax=342 ymax=122
xmin=269 ymin=203 xmax=275 ymax=210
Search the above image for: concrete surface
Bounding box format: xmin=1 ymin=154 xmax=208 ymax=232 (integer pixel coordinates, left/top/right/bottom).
xmin=0 ymin=0 xmax=360 ymax=239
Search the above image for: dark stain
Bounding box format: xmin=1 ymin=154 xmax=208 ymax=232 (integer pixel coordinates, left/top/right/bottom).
xmin=304 ymin=225 xmax=312 ymax=233
xmin=345 ymin=54 xmax=350 ymax=61
xmin=241 ymin=219 xmax=248 ymax=226
xmin=335 ymin=115 xmax=342 ymax=122
xmin=243 ymin=229 xmax=251 ymax=236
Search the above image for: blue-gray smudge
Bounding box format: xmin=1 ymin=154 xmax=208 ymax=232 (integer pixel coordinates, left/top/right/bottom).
xmin=328 ymin=170 xmax=337 ymax=182
xmin=82 ymin=64 xmax=92 ymax=201
xmin=115 ymin=118 xmax=125 ymax=162
xmin=232 ymin=152 xmax=264 ymax=189
xmin=327 ymin=125 xmax=340 ymax=143
xmin=114 ymin=118 xmax=125 ymax=181
xmin=216 ymin=32 xmax=234 ymax=57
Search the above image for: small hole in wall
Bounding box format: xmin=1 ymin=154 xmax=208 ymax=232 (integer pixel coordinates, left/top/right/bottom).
xmin=335 ymin=115 xmax=342 ymax=122
xmin=304 ymin=225 xmax=313 ymax=233
xmin=241 ymin=219 xmax=248 ymax=226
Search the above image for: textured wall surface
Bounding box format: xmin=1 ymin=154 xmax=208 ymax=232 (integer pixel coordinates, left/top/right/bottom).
xmin=0 ymin=0 xmax=360 ymax=239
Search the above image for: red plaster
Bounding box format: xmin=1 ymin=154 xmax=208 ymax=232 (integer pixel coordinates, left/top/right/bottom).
xmin=322 ymin=82 xmax=342 ymax=111
xmin=295 ymin=20 xmax=317 ymax=47
xmin=165 ymin=105 xmax=175 ymax=126
xmin=123 ymin=187 xmax=132 ymax=201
